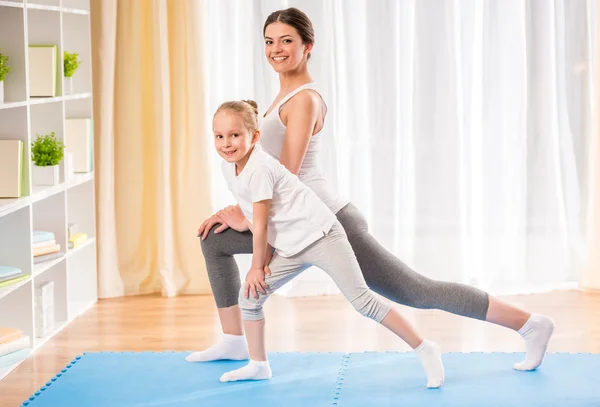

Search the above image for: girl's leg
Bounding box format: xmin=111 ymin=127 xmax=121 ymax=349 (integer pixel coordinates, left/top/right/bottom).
xmin=186 ymin=224 xmax=254 ymax=363
xmin=307 ymin=222 xmax=444 ymax=388
xmin=220 ymin=254 xmax=309 ymax=382
xmin=337 ymin=203 xmax=555 ymax=370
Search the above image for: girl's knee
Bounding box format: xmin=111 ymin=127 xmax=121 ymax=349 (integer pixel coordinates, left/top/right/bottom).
xmin=350 ymin=290 xmax=389 ymax=322
xmin=238 ymin=291 xmax=265 ymax=320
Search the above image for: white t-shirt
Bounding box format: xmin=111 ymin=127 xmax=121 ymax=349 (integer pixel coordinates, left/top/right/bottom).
xmin=221 ymin=144 xmax=336 ymax=258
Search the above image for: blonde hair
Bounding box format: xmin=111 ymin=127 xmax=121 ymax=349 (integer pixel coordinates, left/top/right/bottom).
xmin=214 ymin=99 xmax=259 ymax=134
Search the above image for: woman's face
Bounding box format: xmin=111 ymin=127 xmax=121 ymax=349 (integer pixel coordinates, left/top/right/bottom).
xmin=264 ymin=22 xmax=311 ymax=74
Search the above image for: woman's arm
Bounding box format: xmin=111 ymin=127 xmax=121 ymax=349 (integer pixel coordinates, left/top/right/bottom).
xmin=279 ymin=90 xmax=324 ymax=175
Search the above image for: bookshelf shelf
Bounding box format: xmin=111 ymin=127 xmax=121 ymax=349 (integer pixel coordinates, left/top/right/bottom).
xmin=0 ymin=0 xmax=96 ymax=381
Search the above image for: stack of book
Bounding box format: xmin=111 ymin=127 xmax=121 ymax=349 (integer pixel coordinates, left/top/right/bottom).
xmin=0 ymin=266 xmax=28 ymax=289
xmin=33 ymin=230 xmax=64 ymax=264
xmin=0 ymin=327 xmax=31 ymax=368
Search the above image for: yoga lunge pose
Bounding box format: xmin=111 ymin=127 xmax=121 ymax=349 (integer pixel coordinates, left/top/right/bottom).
xmin=188 ymin=7 xmax=555 ymax=373
xmin=209 ymin=100 xmax=444 ymax=387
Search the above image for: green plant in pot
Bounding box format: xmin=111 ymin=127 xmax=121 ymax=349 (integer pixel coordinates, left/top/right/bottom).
xmin=63 ymin=51 xmax=81 ymax=95
xmin=0 ymin=51 xmax=11 ymax=103
xmin=31 ymin=132 xmax=65 ymax=186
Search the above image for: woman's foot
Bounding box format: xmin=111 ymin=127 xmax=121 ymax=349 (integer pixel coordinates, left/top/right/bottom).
xmin=513 ymin=314 xmax=555 ymax=371
xmin=185 ymin=333 xmax=249 ymax=362
xmin=219 ymin=359 xmax=272 ymax=382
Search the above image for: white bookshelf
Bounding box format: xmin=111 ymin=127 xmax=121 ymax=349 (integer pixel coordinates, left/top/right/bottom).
xmin=0 ymin=0 xmax=96 ymax=381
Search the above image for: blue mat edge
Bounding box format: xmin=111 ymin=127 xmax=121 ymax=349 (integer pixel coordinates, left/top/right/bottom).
xmin=19 ymin=351 xmax=599 ymax=407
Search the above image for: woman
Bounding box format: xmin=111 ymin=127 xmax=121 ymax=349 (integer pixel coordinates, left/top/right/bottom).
xmin=188 ymin=7 xmax=555 ymax=372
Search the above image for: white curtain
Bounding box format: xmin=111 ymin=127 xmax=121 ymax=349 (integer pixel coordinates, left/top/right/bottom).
xmin=202 ymin=0 xmax=595 ymax=296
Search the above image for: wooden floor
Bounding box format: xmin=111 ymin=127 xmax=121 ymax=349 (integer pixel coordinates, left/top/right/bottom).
xmin=1 ymin=290 xmax=599 ymax=406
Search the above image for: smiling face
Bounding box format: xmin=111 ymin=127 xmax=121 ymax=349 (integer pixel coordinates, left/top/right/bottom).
xmin=264 ymin=21 xmax=312 ymax=74
xmin=213 ymin=110 xmax=257 ymax=166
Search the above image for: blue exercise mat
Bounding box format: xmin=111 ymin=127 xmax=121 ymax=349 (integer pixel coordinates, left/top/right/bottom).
xmin=20 ymin=351 xmax=600 ymax=407
xmin=334 ymin=352 xmax=600 ymax=407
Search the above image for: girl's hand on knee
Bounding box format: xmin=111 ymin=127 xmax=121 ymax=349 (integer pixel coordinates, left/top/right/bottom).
xmin=198 ymin=213 xmax=229 ymax=240
xmin=245 ymin=267 xmax=268 ymax=299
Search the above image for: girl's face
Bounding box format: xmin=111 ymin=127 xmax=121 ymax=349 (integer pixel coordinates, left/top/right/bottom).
xmin=213 ymin=111 xmax=257 ymax=165
xmin=264 ymin=22 xmax=312 ymax=74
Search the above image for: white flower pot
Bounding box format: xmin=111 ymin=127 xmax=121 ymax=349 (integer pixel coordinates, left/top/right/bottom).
xmin=64 ymin=76 xmax=72 ymax=95
xmin=33 ymin=164 xmax=60 ymax=186
xmin=0 ymin=81 xmax=4 ymax=103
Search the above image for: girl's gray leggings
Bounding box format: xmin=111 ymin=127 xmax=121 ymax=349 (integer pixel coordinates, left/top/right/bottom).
xmin=238 ymin=220 xmax=391 ymax=322
xmin=201 ymin=202 xmax=490 ymax=320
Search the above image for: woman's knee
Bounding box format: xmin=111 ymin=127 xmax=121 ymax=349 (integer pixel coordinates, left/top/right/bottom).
xmin=337 ymin=203 xmax=369 ymax=237
xmin=199 ymin=224 xmax=228 ymax=256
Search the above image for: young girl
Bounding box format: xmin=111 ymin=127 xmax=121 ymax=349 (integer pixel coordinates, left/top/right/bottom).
xmin=211 ymin=99 xmax=445 ymax=388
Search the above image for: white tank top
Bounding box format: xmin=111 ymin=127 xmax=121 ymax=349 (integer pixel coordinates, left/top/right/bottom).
xmin=258 ymin=82 xmax=349 ymax=214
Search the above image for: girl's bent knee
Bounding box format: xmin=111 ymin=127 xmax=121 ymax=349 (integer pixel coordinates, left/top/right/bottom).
xmin=351 ymin=291 xmax=390 ymax=322
xmin=238 ymin=294 xmax=265 ymax=321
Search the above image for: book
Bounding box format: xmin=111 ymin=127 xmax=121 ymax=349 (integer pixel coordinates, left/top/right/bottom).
xmin=0 ymin=140 xmax=23 ymax=198
xmin=0 ymin=275 xmax=29 ymax=288
xmin=68 ymin=233 xmax=88 ymax=249
xmin=28 ymin=45 xmax=57 ymax=97
xmin=33 ymin=251 xmax=64 ymax=264
xmin=0 ymin=328 xmax=22 ymax=345
xmin=0 ymin=271 xmax=24 ymax=283
xmin=33 ymin=239 xmax=56 ymax=249
xmin=0 ymin=266 xmax=21 ymax=279
xmin=33 ymin=243 xmax=60 ymax=257
xmin=0 ymin=336 xmax=29 ymax=358
xmin=0 ymin=348 xmax=31 ymax=368
xmin=65 ymin=118 xmax=93 ymax=172
xmin=32 ymin=230 xmax=55 ymax=244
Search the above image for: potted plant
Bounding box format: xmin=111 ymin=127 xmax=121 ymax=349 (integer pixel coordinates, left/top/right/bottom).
xmin=0 ymin=50 xmax=10 ymax=103
xmin=63 ymin=51 xmax=81 ymax=95
xmin=31 ymin=132 xmax=65 ymax=186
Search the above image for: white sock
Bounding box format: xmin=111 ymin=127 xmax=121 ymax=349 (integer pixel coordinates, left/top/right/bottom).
xmin=185 ymin=333 xmax=249 ymax=362
xmin=219 ymin=359 xmax=272 ymax=382
xmin=414 ymin=339 xmax=445 ymax=388
xmin=513 ymin=314 xmax=555 ymax=371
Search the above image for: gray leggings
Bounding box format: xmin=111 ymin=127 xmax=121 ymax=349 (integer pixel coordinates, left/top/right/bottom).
xmin=201 ymin=202 xmax=490 ymax=320
xmin=239 ymin=221 xmax=391 ymax=322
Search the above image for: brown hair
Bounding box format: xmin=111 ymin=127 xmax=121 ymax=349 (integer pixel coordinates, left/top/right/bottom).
xmin=263 ymin=7 xmax=315 ymax=60
xmin=214 ymin=100 xmax=259 ymax=133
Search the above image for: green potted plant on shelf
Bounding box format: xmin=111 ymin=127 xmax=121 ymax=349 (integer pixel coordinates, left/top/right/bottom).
xmin=0 ymin=50 xmax=11 ymax=104
xmin=31 ymin=132 xmax=65 ymax=186
xmin=63 ymin=51 xmax=81 ymax=95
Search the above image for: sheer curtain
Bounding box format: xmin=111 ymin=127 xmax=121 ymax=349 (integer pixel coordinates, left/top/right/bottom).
xmin=202 ymin=0 xmax=595 ymax=296
xmin=91 ymin=0 xmax=213 ymax=298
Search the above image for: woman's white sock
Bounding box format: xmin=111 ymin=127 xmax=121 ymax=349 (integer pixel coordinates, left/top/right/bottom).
xmin=185 ymin=333 xmax=249 ymax=362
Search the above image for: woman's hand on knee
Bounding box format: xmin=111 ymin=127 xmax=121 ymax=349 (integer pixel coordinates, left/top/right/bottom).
xmin=244 ymin=267 xmax=268 ymax=299
xmin=197 ymin=213 xmax=229 ymax=240
xmin=217 ymin=205 xmax=249 ymax=233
